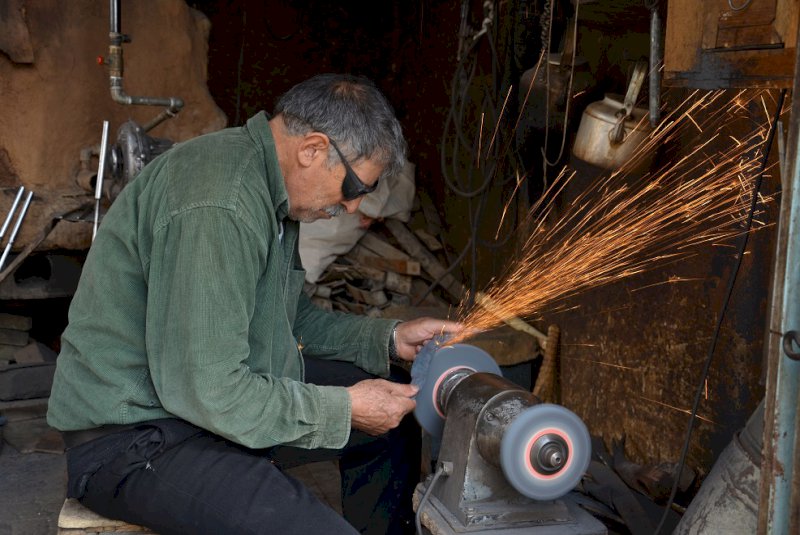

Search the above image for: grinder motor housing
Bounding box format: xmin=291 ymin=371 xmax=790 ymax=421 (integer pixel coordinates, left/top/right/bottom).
xmin=412 ymin=342 xmax=604 ymax=533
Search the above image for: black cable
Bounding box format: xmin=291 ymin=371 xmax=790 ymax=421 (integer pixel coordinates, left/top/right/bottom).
xmin=653 ymin=88 xmax=787 ymax=534
xmin=411 ymin=237 xmax=473 ymax=307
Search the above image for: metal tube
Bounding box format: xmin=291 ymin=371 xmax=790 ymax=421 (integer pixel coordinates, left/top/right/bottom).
xmin=93 ymin=120 xmax=110 ymax=241
xmin=110 ymin=0 xmax=120 ymax=36
xmin=106 ymin=0 xmax=183 ymax=122
xmin=0 ymin=186 xmax=25 ymax=240
xmin=649 ymin=5 xmax=663 ymax=128
xmin=0 ymin=190 xmax=33 ymax=271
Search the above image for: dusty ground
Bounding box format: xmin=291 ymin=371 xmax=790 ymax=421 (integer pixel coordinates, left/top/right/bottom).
xmin=0 ymin=443 xmax=66 ymax=535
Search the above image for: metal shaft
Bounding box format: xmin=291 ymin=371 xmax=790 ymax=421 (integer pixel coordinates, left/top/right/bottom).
xmin=0 ymin=186 xmax=25 ymax=240
xmin=0 ymin=190 xmax=33 ymax=271
xmin=93 ymin=120 xmax=110 ymax=241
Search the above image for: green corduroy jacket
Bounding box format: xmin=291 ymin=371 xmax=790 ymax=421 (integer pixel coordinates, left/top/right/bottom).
xmin=47 ymin=111 xmax=397 ymax=450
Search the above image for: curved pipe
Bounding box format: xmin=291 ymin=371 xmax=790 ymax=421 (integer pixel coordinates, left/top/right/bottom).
xmin=107 ymin=0 xmax=184 ymax=132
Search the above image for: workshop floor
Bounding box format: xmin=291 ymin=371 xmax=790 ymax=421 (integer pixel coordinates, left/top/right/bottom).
xmin=0 ymin=415 xmax=341 ymax=535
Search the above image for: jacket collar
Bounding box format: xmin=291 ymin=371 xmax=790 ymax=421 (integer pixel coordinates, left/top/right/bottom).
xmin=245 ymin=111 xmax=289 ymax=222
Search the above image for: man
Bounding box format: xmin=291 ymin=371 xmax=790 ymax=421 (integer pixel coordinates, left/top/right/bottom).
xmin=47 ymin=74 xmax=461 ymax=534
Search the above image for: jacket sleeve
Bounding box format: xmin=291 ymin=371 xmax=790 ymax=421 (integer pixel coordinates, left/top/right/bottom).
xmin=292 ymin=291 xmax=398 ymax=378
xmin=145 ymin=207 xmax=351 ymax=450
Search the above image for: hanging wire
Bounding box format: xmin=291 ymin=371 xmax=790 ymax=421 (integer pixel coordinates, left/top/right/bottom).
xmin=541 ymin=0 xmax=580 ymax=176
xmin=438 ymin=0 xmax=525 ymax=299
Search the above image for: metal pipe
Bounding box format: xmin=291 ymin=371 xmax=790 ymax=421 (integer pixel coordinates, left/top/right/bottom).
xmin=0 ymin=190 xmax=33 ymax=271
xmin=93 ymin=120 xmax=110 ymax=241
xmin=648 ymin=4 xmax=663 ymax=128
xmin=110 ymin=0 xmax=120 ymax=36
xmin=106 ymin=0 xmax=183 ymax=129
xmin=0 ymin=186 xmax=25 ymax=241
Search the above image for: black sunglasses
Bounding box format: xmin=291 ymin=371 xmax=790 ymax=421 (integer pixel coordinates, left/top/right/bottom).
xmin=327 ymin=138 xmax=378 ymax=201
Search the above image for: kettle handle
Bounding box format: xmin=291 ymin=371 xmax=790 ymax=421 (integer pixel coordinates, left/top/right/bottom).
xmin=622 ymin=60 xmax=649 ymax=118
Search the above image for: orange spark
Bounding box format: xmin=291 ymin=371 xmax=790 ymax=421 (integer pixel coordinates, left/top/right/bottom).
xmin=636 ymin=395 xmax=716 ymax=424
xmin=448 ymin=90 xmax=780 ymax=345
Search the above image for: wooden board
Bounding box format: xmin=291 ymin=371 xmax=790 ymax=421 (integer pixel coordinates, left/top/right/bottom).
xmin=665 ymin=0 xmax=797 ymax=88
xmin=58 ymin=499 xmax=154 ymax=533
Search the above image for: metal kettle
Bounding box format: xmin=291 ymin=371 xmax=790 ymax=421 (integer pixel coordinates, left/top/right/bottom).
xmin=572 ymin=60 xmax=654 ymax=173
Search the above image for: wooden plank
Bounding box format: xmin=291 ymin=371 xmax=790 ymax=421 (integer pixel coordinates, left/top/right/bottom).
xmin=0 ymin=328 xmax=29 ymax=346
xmin=715 ymin=0 xmax=779 ymax=49
xmin=359 ymin=232 xmax=411 ymax=261
xmin=665 ymin=0 xmax=704 ymax=73
xmin=0 ymin=313 xmax=32 ymax=331
xmin=664 ymin=46 xmax=795 ymax=88
xmin=345 ymin=283 xmax=388 ymax=307
xmin=346 ymin=244 xmax=421 ymax=275
xmin=413 ymin=228 xmax=443 ymax=252
xmin=776 ymin=0 xmax=799 ymax=47
xmin=58 ymin=499 xmax=154 ymax=532
xmin=417 ymin=190 xmax=444 ymax=236
xmin=384 ymin=219 xmax=465 ymax=301
xmin=385 ymin=271 xmax=412 ymax=295
xmin=352 ymin=264 xmax=387 ymax=283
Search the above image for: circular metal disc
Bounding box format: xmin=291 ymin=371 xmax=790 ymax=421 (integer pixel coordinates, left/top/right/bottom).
xmin=411 ymin=340 xmax=501 ymax=437
xmin=500 ymin=403 xmax=591 ymax=501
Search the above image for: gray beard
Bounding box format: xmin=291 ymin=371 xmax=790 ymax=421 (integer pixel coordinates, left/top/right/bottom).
xmin=323 ymin=205 xmax=345 ymax=218
xmin=292 ymin=204 xmax=345 ymax=223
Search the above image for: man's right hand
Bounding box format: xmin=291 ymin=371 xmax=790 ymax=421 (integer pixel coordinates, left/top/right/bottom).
xmin=347 ymin=379 xmax=417 ymax=436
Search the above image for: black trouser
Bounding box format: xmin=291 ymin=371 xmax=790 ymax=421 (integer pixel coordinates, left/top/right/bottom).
xmin=64 ymin=360 xmax=420 ymax=535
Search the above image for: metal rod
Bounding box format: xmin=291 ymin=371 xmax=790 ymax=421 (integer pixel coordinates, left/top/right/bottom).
xmin=649 ymin=4 xmax=663 ymax=128
xmin=110 ymin=0 xmax=121 ymax=36
xmin=0 ymin=186 xmax=25 ymax=241
xmin=93 ymin=120 xmax=110 ymax=241
xmin=0 ymin=190 xmax=33 ymax=271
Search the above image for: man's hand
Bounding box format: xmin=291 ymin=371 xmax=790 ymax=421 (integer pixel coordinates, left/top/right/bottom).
xmin=347 ymin=379 xmax=417 ymax=435
xmin=393 ymin=317 xmax=463 ymax=362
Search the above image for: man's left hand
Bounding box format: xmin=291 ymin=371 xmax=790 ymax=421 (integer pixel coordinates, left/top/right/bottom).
xmin=393 ymin=317 xmax=462 ymax=362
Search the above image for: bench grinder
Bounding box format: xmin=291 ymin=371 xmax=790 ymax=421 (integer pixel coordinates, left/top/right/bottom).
xmin=411 ymin=339 xmax=605 ymax=534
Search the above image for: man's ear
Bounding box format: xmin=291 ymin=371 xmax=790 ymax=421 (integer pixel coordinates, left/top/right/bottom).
xmin=297 ymin=133 xmax=330 ymax=169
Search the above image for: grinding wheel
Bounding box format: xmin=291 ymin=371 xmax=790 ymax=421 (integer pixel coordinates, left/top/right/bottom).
xmin=500 ymin=403 xmax=591 ymax=501
xmin=411 ymin=338 xmax=501 ymax=437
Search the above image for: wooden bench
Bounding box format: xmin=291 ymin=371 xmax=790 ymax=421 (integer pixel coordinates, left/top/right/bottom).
xmin=57 ymin=499 xmax=156 ymax=534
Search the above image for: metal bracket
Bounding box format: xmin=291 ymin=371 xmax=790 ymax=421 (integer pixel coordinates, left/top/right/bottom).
xmin=782 ymin=330 xmax=800 ymax=361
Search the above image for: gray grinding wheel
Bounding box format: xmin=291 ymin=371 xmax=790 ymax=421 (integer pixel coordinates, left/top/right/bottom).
xmin=411 ymin=339 xmax=501 ymax=437
xmin=500 ymin=403 xmax=591 ymax=501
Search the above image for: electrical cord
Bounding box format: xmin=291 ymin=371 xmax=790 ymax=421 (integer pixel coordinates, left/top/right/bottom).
xmin=415 ymin=461 xmax=452 ymax=535
xmin=653 ymin=88 xmax=787 ymax=535
xmin=541 ymin=0 xmax=579 ymax=170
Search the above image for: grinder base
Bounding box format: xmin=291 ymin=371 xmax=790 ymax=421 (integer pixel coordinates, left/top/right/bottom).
xmin=413 ymin=480 xmax=606 ymax=534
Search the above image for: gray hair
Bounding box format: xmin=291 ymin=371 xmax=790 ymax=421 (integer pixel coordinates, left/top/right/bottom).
xmin=274 ymin=73 xmax=407 ymax=179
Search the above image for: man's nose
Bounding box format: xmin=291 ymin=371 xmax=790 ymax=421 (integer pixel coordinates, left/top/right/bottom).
xmin=342 ymin=198 xmax=363 ymax=214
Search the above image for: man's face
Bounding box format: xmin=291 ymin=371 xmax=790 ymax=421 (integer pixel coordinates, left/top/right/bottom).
xmin=287 ymin=147 xmax=384 ymax=223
